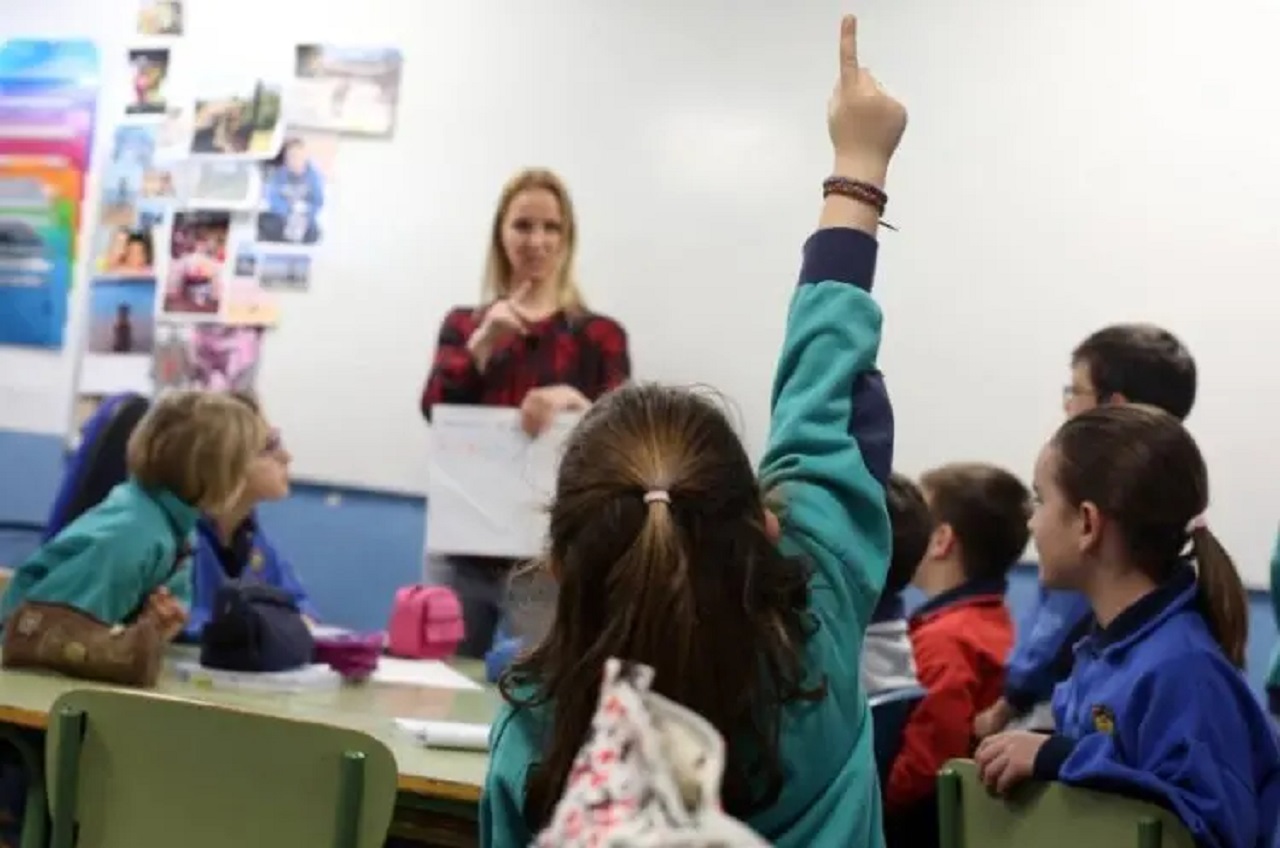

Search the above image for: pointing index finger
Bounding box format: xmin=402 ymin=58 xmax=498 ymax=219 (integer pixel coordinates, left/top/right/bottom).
xmin=839 ymin=15 xmax=859 ymax=81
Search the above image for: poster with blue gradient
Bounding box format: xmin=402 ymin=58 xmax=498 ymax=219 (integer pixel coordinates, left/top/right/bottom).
xmin=0 ymin=39 xmax=99 ymax=349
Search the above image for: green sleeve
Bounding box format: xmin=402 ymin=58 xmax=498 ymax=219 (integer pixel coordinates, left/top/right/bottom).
xmin=24 ymin=535 xmax=154 ymax=625
xmin=480 ymin=706 xmax=536 ymax=847
xmin=1269 ymin=527 xmax=1280 ymax=627
xmin=760 ymin=228 xmax=892 ymax=634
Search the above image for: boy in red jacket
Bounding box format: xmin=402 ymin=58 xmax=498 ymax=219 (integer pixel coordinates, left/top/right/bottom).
xmin=883 ymin=463 xmax=1031 ymax=844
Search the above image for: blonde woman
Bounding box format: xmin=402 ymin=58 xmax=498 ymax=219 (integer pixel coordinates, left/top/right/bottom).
xmin=420 ymin=167 xmax=631 ymax=656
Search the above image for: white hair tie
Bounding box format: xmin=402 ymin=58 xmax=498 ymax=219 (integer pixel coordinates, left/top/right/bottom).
xmin=643 ymin=490 xmax=671 ymax=505
xmin=1186 ymin=513 xmax=1208 ymax=534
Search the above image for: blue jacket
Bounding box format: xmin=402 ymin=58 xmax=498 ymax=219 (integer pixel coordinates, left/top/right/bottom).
xmin=1003 ymin=587 xmax=1092 ymax=712
xmin=480 ymin=227 xmax=894 ymax=847
xmin=1267 ymin=527 xmax=1280 ymax=708
xmin=185 ymin=513 xmax=318 ymax=639
xmin=0 ymin=480 xmax=196 ymax=626
xmin=1034 ymin=565 xmax=1280 ymax=848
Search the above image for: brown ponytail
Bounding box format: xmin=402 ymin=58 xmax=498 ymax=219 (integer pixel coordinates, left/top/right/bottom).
xmin=1190 ymin=525 xmax=1249 ymax=668
xmin=502 ymin=384 xmax=820 ymax=830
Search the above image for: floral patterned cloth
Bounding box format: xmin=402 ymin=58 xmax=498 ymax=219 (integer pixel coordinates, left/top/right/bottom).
xmin=534 ymin=658 xmax=771 ymax=848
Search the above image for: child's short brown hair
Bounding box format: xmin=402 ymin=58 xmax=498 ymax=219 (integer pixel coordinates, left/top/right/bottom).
xmin=920 ymin=462 xmax=1031 ymax=581
xmin=126 ymin=391 xmax=266 ymax=511
xmin=885 ymin=472 xmax=933 ymax=594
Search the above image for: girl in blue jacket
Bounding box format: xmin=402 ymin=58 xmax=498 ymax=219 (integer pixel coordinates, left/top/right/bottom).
xmin=481 ymin=17 xmax=906 ymax=847
xmin=186 ymin=393 xmax=318 ymax=638
xmin=977 ymin=405 xmax=1280 ymax=848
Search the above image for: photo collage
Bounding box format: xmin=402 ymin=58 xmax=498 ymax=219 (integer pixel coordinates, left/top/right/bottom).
xmin=80 ymin=3 xmax=403 ymax=401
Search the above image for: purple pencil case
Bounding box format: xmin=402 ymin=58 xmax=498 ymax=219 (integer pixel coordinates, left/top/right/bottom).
xmin=313 ymin=631 xmax=385 ymax=682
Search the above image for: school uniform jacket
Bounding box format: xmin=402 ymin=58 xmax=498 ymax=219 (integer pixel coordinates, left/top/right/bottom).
xmin=0 ymin=480 xmax=195 ymax=626
xmin=1003 ymin=587 xmax=1092 ymax=716
xmin=886 ymin=578 xmax=1013 ymax=810
xmin=481 ymin=227 xmax=895 ymax=848
xmin=1034 ymin=565 xmax=1280 ymax=848
xmin=862 ymin=593 xmax=919 ymax=697
xmin=184 ymin=514 xmax=318 ymax=639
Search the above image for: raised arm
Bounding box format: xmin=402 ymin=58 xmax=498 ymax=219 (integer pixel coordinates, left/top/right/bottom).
xmin=759 ymin=15 xmax=907 ymax=627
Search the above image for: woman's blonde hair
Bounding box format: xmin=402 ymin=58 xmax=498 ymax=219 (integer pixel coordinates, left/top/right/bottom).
xmin=481 ymin=168 xmax=585 ymax=312
xmin=126 ymin=391 xmax=267 ymax=512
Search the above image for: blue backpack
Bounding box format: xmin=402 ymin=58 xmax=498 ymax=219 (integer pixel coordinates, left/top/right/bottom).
xmin=43 ymin=392 xmax=150 ymax=540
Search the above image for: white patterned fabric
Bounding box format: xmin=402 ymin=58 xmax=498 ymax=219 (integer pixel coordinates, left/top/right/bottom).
xmin=534 ymin=658 xmax=772 ymax=848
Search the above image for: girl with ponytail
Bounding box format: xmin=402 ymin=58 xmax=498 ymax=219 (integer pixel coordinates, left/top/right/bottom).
xmin=976 ymin=404 xmax=1280 ymax=848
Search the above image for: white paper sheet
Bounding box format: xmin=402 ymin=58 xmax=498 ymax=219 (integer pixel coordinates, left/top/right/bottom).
xmin=426 ymin=405 xmax=580 ymax=559
xmin=371 ymin=656 xmax=481 ymax=691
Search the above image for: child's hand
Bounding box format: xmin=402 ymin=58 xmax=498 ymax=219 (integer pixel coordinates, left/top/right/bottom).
xmin=974 ymin=697 xmax=1016 ymax=740
xmin=827 ymin=15 xmax=908 ymax=180
xmin=974 ymin=731 xmax=1048 ymax=796
xmin=142 ymin=587 xmax=188 ymax=642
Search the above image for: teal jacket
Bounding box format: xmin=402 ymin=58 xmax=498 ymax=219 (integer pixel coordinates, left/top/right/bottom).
xmin=1268 ymin=528 xmax=1280 ymax=699
xmin=0 ymin=479 xmax=197 ymax=626
xmin=480 ymin=227 xmax=893 ymax=848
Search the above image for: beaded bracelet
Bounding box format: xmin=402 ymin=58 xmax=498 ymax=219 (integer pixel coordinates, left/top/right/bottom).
xmin=822 ymin=176 xmax=897 ymax=231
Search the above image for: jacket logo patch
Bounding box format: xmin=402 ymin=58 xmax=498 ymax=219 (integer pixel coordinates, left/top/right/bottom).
xmin=250 ymin=549 xmax=265 ymax=572
xmin=1091 ymin=704 xmax=1116 ymax=734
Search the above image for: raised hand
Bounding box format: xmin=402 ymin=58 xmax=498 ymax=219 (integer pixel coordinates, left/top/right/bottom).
xmin=827 ymin=15 xmax=908 ymax=185
xmin=468 ymin=281 xmax=534 ymax=370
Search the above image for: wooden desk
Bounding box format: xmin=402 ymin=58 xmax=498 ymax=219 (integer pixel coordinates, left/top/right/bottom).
xmin=0 ymin=657 xmax=497 ymax=803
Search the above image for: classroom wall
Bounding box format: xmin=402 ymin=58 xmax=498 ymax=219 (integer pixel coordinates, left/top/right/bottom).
xmin=1 ymin=428 xmax=1276 ymax=694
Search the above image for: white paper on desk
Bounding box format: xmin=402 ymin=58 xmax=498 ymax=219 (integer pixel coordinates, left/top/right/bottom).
xmin=426 ymin=405 xmax=580 ymax=559
xmin=372 ymin=657 xmax=481 ymax=691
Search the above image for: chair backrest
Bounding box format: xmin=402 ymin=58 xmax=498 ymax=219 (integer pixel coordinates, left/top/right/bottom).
xmin=43 ymin=393 xmax=150 ymax=540
xmin=46 ymin=688 xmax=399 ymax=848
xmin=869 ymin=685 xmax=926 ymax=788
xmin=937 ymin=759 xmax=1197 ymax=848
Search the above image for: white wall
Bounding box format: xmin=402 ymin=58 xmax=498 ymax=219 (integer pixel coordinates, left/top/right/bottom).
xmin=2 ymin=0 xmax=1277 ymax=582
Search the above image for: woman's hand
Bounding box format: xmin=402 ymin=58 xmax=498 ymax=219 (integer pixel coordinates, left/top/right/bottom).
xmin=827 ymin=15 xmax=908 ymax=186
xmin=467 ymin=282 xmax=533 ymax=370
xmin=520 ymin=384 xmax=590 ymax=436
xmin=141 ymin=586 xmax=188 ymax=642
xmin=974 ymin=697 xmax=1017 ymax=740
xmin=974 ymin=731 xmax=1048 ymax=796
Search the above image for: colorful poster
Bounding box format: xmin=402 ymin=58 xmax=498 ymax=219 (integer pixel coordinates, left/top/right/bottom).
xmin=0 ymin=39 xmax=99 ymax=349
xmin=292 ymin=45 xmax=402 ymax=138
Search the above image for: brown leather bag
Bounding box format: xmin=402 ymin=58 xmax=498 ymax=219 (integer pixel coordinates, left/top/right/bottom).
xmin=1 ymin=602 xmax=166 ymax=687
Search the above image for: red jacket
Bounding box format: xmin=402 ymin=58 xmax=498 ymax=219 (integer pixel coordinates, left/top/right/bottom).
xmin=885 ymin=581 xmax=1014 ymax=811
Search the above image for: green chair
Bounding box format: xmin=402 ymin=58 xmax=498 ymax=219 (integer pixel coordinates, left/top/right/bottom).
xmin=937 ymin=759 xmax=1196 ymax=848
xmin=45 ymin=688 xmax=399 ymax=848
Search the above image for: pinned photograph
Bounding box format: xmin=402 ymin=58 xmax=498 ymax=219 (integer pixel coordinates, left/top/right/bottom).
xmin=190 ymin=80 xmax=284 ymax=158
xmin=258 ymin=251 xmax=311 ymax=290
xmin=93 ymin=226 xmax=154 ymax=277
xmin=153 ymin=324 xmax=264 ymax=393
xmin=162 ymin=210 xmax=228 ymax=316
xmin=137 ymin=0 xmax=183 ymax=36
xmin=126 ymin=49 xmax=169 ymax=116
xmin=86 ymin=275 xmax=157 ymax=355
xmin=182 ymin=160 xmax=261 ymax=210
xmin=256 ymin=132 xmax=335 ymax=246
xmin=292 ymin=45 xmax=402 ymax=137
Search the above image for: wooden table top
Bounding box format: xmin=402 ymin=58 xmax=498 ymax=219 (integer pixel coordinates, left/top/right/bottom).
xmin=0 ymin=652 xmax=499 ymax=803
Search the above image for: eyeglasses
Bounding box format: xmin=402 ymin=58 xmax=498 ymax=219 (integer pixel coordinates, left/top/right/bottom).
xmin=1061 ymin=385 xmax=1096 ymax=401
xmin=262 ymin=428 xmax=284 ymax=455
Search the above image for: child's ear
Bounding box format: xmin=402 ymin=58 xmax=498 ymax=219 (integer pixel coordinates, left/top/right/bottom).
xmin=928 ymin=523 xmax=955 ymax=559
xmin=763 ymin=508 xmax=781 ymax=543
